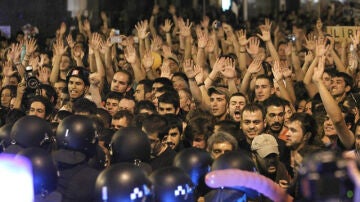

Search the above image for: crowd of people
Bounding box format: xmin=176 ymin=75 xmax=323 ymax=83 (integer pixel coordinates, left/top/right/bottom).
xmin=1 ymin=2 xmax=360 ymax=201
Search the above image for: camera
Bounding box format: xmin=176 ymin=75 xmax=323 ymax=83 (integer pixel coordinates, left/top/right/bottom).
xmin=213 ymin=20 xmax=222 ymax=30
xmin=287 ymin=34 xmax=296 ymax=42
xmin=24 ymin=66 xmax=40 ymax=90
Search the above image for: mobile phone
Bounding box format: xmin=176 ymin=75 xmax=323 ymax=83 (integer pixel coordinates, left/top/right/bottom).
xmin=110 ymin=36 xmax=122 ymax=44
xmin=213 ymin=20 xmax=222 ymax=29
xmin=114 ymin=29 xmax=120 ymax=35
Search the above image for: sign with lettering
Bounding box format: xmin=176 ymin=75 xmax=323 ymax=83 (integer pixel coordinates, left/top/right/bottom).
xmin=326 ymin=26 xmax=359 ymax=40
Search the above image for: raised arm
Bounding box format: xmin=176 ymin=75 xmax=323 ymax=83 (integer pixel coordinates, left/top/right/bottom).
xmin=50 ymin=39 xmax=68 ymax=84
xmin=124 ymin=45 xmax=144 ymax=83
xmin=183 ymin=59 xmax=202 ymax=105
xmin=135 ymin=20 xmax=150 ymax=61
xmin=239 ymin=55 xmax=262 ymax=95
xmin=312 ymin=55 xmax=354 ymax=149
xmin=257 ymin=18 xmax=279 ymax=62
xmin=160 ymin=19 xmax=173 ymax=47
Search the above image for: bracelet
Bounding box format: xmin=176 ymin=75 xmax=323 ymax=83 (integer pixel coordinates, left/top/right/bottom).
xmin=197 ymin=82 xmax=205 ymax=87
xmin=239 ymin=50 xmax=247 ymax=53
xmin=208 ymin=76 xmax=214 ymax=81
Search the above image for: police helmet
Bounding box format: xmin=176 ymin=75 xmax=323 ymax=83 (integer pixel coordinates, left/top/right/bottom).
xmin=16 ymin=147 xmax=58 ymax=195
xmin=211 ymin=150 xmax=259 ymax=198
xmin=95 ymin=163 xmax=152 ymax=202
xmin=149 ymin=166 xmax=195 ymax=202
xmin=110 ymin=127 xmax=150 ymax=164
xmin=0 ymin=123 xmax=12 ymax=152
xmin=173 ymin=148 xmax=212 ymax=186
xmin=10 ymin=115 xmax=53 ymax=149
xmin=56 ymin=115 xmax=97 ymax=157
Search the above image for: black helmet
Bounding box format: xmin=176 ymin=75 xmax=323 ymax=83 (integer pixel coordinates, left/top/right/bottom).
xmin=16 ymin=147 xmax=58 ymax=195
xmin=0 ymin=123 xmax=12 ymax=152
xmin=173 ymin=148 xmax=212 ymax=186
xmin=10 ymin=115 xmax=53 ymax=149
xmin=211 ymin=150 xmax=256 ymax=172
xmin=110 ymin=127 xmax=151 ymax=164
xmin=210 ymin=150 xmax=259 ymax=199
xmin=149 ymin=166 xmax=195 ymax=202
xmin=95 ymin=163 xmax=152 ymax=202
xmin=56 ymin=115 xmax=97 ymax=157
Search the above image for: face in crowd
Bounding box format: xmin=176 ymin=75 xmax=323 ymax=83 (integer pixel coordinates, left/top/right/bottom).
xmin=68 ymin=77 xmax=88 ymax=100
xmin=228 ymin=95 xmax=247 ymax=122
xmin=255 ymin=78 xmax=274 ymax=102
xmin=209 ymin=93 xmax=228 ymax=119
xmin=266 ymin=105 xmax=285 ymax=134
xmin=241 ymin=109 xmax=265 ymax=143
xmin=111 ymin=72 xmax=131 ymax=94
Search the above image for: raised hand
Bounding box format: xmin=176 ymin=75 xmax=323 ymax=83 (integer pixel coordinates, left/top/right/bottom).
xmin=160 ymin=60 xmax=172 ymax=79
xmin=25 ymin=38 xmax=37 ymax=55
xmin=124 ymin=45 xmax=137 ymax=64
xmin=162 ymin=44 xmax=173 ymax=59
xmin=262 ymin=18 xmax=272 ymax=32
xmin=280 ymin=61 xmax=292 ymax=78
xmin=183 ymin=59 xmax=199 ymax=79
xmin=160 ymin=19 xmax=173 ymax=33
xmin=315 ymin=38 xmax=329 ymax=57
xmin=236 ymin=29 xmax=248 ymax=47
xmin=29 ymin=55 xmax=40 ymax=71
xmin=197 ymin=30 xmax=209 ymax=49
xmin=312 ymin=55 xmax=325 ymax=84
xmin=89 ymin=72 xmax=102 ymax=87
xmin=39 ymin=54 xmax=48 ymax=67
xmin=135 ymin=20 xmax=150 ymax=39
xmin=247 ymin=37 xmax=260 ymax=55
xmin=142 ymin=50 xmax=154 ymax=70
xmin=2 ymin=61 xmax=16 ymax=77
xmin=90 ymin=33 xmax=103 ymax=51
xmin=221 ymin=58 xmax=236 ymax=79
xmin=9 ymin=43 xmax=22 ymax=62
xmin=350 ymin=29 xmax=360 ymax=48
xmin=304 ymin=32 xmax=316 ymax=51
xmin=151 ymin=35 xmax=163 ymax=51
xmin=213 ymin=57 xmax=226 ymax=73
xmin=247 ymin=56 xmax=263 ymax=74
xmin=272 ymin=60 xmax=283 ymax=81
xmin=257 ymin=18 xmax=272 ymax=42
xmin=304 ymin=51 xmax=314 ymax=63
xmin=179 ymin=19 xmax=192 ymax=37
xmin=53 ymin=38 xmax=68 ymax=56
xmin=66 ymin=34 xmax=75 ymax=49
xmin=37 ymin=66 xmax=51 ymax=84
